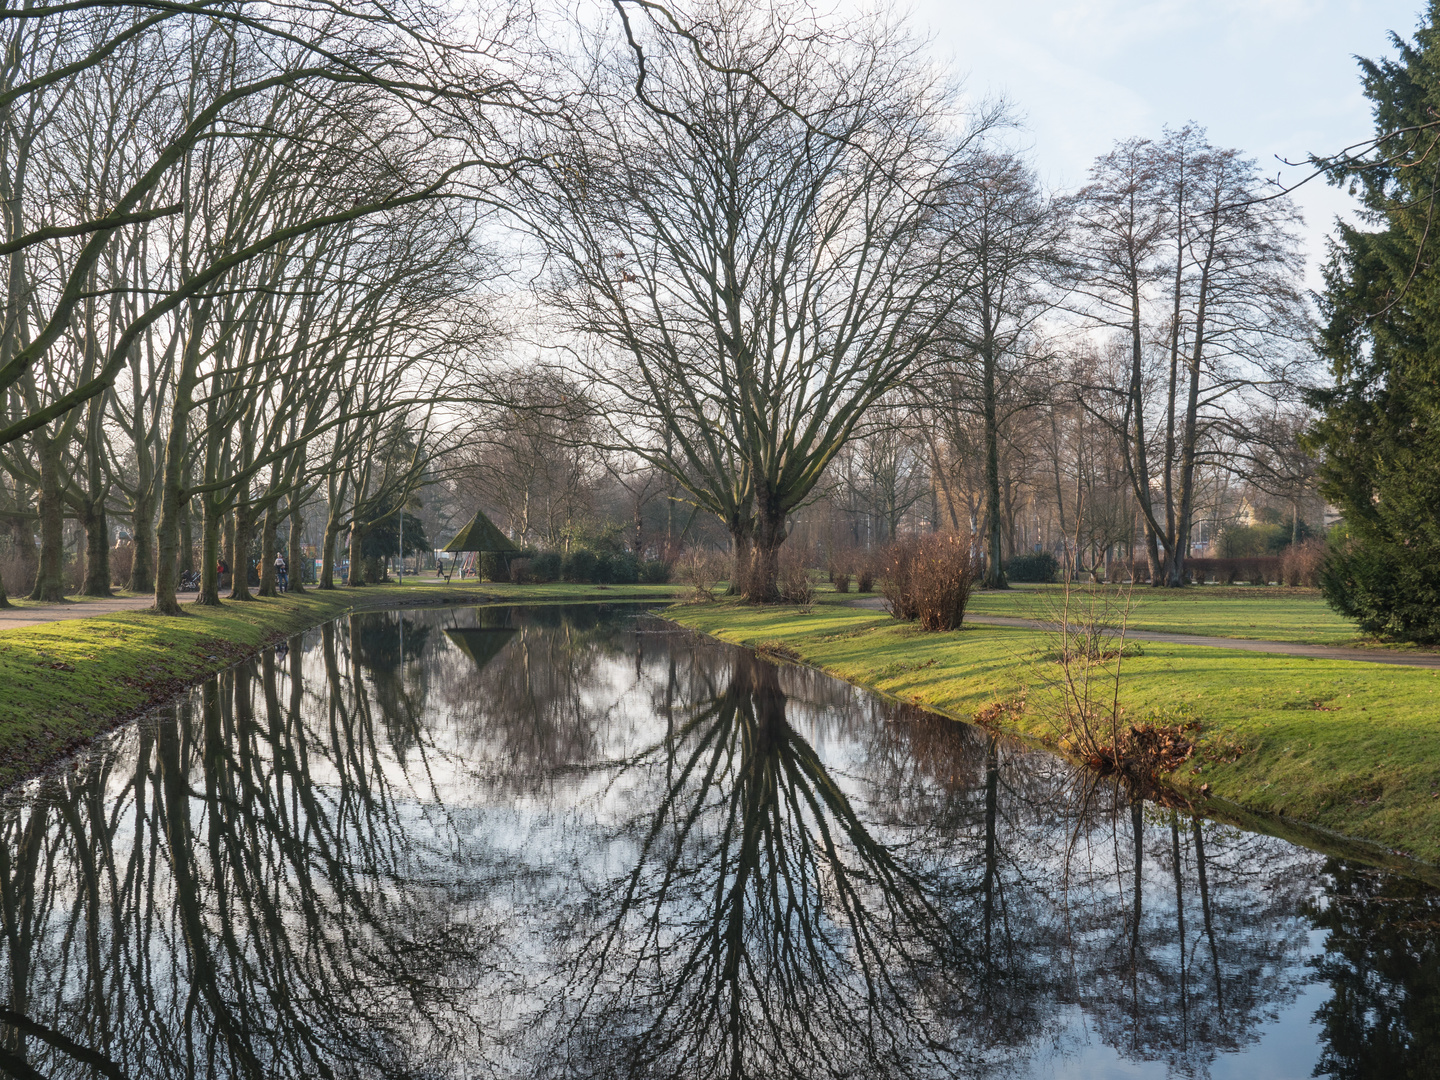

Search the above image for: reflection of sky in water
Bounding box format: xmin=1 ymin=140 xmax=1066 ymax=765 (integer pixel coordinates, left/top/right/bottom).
xmin=0 ymin=603 xmax=1433 ymax=1080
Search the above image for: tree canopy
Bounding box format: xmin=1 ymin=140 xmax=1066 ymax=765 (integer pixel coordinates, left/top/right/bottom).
xmin=1308 ymin=0 xmax=1440 ymax=642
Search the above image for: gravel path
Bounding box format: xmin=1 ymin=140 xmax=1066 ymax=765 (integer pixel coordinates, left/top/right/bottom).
xmin=844 ymin=596 xmax=1440 ymax=669
xmin=0 ymin=595 xmax=154 ymax=632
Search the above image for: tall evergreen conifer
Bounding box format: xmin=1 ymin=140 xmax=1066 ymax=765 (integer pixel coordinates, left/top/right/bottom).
xmin=1308 ymin=3 xmax=1440 ymax=642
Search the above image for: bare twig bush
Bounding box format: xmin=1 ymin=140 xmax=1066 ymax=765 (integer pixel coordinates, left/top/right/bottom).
xmin=1030 ymin=579 xmax=1197 ymax=785
xmin=1033 ymin=578 xmax=1134 ymax=771
xmin=1281 ymin=540 xmax=1324 ymax=587
xmin=508 ymin=558 xmax=533 ymax=584
xmin=880 ymin=538 xmax=919 ymax=620
xmin=856 ymin=555 xmax=875 ymax=594
xmin=832 ymin=570 xmax=851 ymax=593
xmin=677 ymin=549 xmax=724 ymax=602
xmin=777 ymin=548 xmax=816 ymax=609
xmin=881 ymin=533 xmax=978 ymax=630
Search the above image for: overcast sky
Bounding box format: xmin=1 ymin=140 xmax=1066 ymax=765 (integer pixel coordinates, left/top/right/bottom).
xmin=907 ymin=0 xmax=1426 ymax=285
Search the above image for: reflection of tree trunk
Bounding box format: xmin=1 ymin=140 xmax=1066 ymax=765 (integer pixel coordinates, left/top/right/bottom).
xmin=0 ymin=800 xmax=49 ymax=1061
xmin=1170 ymin=812 xmax=1187 ymax=1048
xmin=156 ymin=692 xmax=265 ymax=1080
xmin=1129 ymin=799 xmax=1143 ymax=1043
xmin=984 ymin=735 xmax=998 ymax=961
xmin=1193 ymin=818 xmax=1224 ymax=1017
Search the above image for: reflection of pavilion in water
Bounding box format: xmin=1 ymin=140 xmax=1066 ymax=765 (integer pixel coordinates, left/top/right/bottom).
xmin=0 ymin=604 xmax=1435 ymax=1080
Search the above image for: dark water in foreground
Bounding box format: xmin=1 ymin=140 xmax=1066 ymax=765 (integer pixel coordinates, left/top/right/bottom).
xmin=0 ymin=604 xmax=1436 ymax=1080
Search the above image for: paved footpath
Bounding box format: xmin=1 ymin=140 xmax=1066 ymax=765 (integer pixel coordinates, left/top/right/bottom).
xmin=0 ymin=595 xmax=154 ymax=632
xmin=845 ymin=596 xmax=1440 ymax=669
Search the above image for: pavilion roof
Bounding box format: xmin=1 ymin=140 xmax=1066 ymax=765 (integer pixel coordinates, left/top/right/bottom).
xmin=442 ymin=508 xmax=518 ymax=553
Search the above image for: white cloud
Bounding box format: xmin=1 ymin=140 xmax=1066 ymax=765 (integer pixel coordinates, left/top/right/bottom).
xmin=904 ymin=0 xmax=1422 ymax=283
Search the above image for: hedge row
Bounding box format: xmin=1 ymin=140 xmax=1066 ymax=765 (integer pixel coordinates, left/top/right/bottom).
xmin=496 ymin=548 xmax=671 ymax=585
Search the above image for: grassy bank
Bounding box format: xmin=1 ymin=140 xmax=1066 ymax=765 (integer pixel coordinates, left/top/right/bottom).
xmin=0 ymin=579 xmax=679 ymax=789
xmin=966 ymin=583 xmax=1380 ymax=646
xmin=669 ymin=593 xmax=1440 ymax=865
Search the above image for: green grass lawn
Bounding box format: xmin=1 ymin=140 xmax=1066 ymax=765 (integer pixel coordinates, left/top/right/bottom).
xmin=0 ymin=579 xmax=680 ymax=788
xmin=963 ymin=583 xmax=1375 ymax=645
xmin=670 ymin=594 xmax=1440 ymax=866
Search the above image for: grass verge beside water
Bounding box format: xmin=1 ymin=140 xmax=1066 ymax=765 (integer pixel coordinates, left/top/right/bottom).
xmin=966 ymin=583 xmax=1380 ymax=645
xmin=0 ymin=580 xmax=680 ymax=789
xmin=669 ymin=593 xmax=1440 ymax=865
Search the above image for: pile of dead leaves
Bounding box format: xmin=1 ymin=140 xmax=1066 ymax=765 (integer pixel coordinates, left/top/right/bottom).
xmin=1068 ymin=718 xmax=1200 ymax=778
xmin=973 ymin=695 xmax=1025 ymax=729
xmin=1124 ymin=720 xmax=1200 ymax=774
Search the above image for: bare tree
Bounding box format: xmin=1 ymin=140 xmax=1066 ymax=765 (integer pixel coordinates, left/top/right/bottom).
xmin=520 ymin=1 xmax=997 ymax=599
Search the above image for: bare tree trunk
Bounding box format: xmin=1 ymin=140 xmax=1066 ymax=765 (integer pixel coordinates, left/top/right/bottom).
xmin=230 ymin=499 xmax=254 ymax=600
xmin=153 ymin=390 xmax=191 ymax=614
xmin=347 ymin=524 xmax=365 ymax=586
xmin=258 ymin=502 xmax=279 ymax=597
xmin=79 ymin=496 xmax=110 ymax=596
xmin=129 ymin=484 xmax=155 ymax=593
xmin=287 ymin=499 xmax=306 ymax=594
xmin=196 ymin=497 xmax=224 ymax=606
xmin=745 ymin=503 xmax=787 ymax=603
xmin=978 ymin=287 xmax=1007 ymax=589
xmin=320 ymin=514 xmax=340 ymax=589
xmin=29 ymin=436 xmax=65 ymax=601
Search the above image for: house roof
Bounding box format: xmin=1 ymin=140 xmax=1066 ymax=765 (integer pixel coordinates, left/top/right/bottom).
xmin=442 ymin=508 xmax=518 ymax=553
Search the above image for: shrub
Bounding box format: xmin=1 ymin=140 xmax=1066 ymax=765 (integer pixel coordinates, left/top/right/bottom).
xmin=640 ymin=558 xmax=672 ymax=584
xmin=563 ymin=548 xmax=599 ymax=583
xmin=881 ymin=534 xmax=978 ymax=630
xmin=879 ymin=539 xmax=919 ymax=620
xmin=603 ymin=550 xmax=642 ymax=584
xmin=530 ymin=550 xmax=562 ymax=582
xmin=479 ymin=551 xmax=511 ymax=582
xmin=509 ymin=557 xmax=533 ymax=584
xmin=776 ymin=549 xmax=815 ymax=608
xmin=832 ymin=570 xmax=851 ymax=593
xmin=1005 ymin=551 xmax=1058 ymax=583
xmin=109 ymin=543 xmax=134 ymax=588
xmin=1280 ymin=540 xmax=1324 ymax=587
xmin=0 ymin=548 xmax=36 ymax=596
xmin=856 ymin=556 xmax=875 ymax=594
xmin=677 ymin=548 xmax=724 ymax=601
xmin=911 ymin=533 xmax=979 ymax=631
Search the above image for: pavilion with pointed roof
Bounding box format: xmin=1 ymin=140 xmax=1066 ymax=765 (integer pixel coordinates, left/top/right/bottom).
xmin=442 ymin=508 xmax=518 ymax=555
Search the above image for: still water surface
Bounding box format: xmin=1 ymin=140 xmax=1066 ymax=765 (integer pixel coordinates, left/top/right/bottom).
xmin=0 ymin=604 xmax=1435 ymax=1079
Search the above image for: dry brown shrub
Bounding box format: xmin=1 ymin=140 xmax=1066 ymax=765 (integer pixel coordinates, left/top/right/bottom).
xmin=1281 ymin=540 xmax=1325 ymax=587
xmin=677 ymin=548 xmax=725 ymax=602
xmin=855 ymin=555 xmax=875 ymax=593
xmin=508 ymin=557 xmax=533 ymax=584
xmin=879 ymin=538 xmax=919 ymax=621
xmin=881 ymin=533 xmax=978 ymax=631
xmin=832 ymin=570 xmax=851 ymax=593
xmin=776 ymin=547 xmax=816 ymax=608
xmin=911 ymin=533 xmax=978 ymax=631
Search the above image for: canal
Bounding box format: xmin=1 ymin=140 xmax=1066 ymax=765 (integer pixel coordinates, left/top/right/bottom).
xmin=0 ymin=603 xmax=1434 ymax=1078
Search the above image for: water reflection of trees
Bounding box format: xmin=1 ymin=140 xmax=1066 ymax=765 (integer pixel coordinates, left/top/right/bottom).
xmin=534 ymin=650 xmax=978 ymax=1080
xmin=857 ymin=707 xmax=1323 ymax=1077
xmin=0 ymin=636 xmax=498 ymax=1080
xmin=1305 ymin=861 xmax=1440 ymax=1079
xmin=0 ymin=605 xmax=1437 ymax=1080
